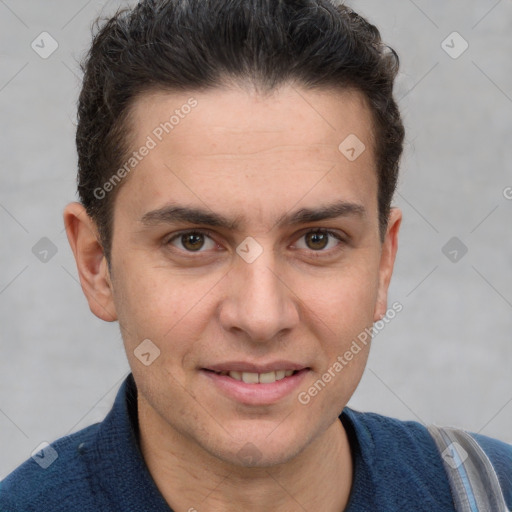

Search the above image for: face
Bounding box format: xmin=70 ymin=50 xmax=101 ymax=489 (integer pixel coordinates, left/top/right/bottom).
xmin=80 ymin=84 xmax=400 ymax=467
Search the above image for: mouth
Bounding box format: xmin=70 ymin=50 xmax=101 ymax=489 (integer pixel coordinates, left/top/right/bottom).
xmin=203 ymin=368 xmax=300 ymax=384
xmin=200 ymin=365 xmax=310 ymax=405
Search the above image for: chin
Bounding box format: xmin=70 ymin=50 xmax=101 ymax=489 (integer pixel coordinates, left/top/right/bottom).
xmin=209 ymin=426 xmax=313 ymax=469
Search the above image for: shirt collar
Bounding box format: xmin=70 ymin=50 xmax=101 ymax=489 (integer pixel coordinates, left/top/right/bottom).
xmin=84 ymin=373 xmax=172 ymax=511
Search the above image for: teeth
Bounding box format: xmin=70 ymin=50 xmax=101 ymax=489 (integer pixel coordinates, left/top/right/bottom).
xmin=226 ymin=370 xmax=296 ymax=383
xmin=259 ymin=371 xmax=276 ymax=384
xmin=241 ymin=372 xmax=259 ymax=384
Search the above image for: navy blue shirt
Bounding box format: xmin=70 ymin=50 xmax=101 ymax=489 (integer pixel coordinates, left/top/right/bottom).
xmin=1 ymin=373 xmax=509 ymax=511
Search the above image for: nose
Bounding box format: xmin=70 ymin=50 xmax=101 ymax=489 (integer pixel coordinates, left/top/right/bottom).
xmin=218 ymin=248 xmax=300 ymax=344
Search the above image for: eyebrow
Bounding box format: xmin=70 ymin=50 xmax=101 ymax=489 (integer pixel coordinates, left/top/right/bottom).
xmin=139 ymin=200 xmax=366 ymax=231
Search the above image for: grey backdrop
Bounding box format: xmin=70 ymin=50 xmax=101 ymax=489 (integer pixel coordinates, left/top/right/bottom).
xmin=1 ymin=0 xmax=511 ymax=478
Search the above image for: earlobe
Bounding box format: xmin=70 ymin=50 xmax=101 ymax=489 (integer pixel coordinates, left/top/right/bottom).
xmin=373 ymin=207 xmax=402 ymax=322
xmin=63 ymin=202 xmax=117 ymax=322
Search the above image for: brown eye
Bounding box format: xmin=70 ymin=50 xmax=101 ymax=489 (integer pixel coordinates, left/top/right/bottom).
xmin=167 ymin=230 xmax=216 ymax=252
xmin=181 ymin=232 xmax=205 ymax=251
xmin=305 ymin=231 xmax=329 ymax=250
xmin=295 ymin=229 xmax=343 ymax=253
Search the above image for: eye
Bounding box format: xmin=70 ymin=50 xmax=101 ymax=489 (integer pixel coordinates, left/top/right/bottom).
xmin=166 ymin=230 xmax=217 ymax=252
xmin=165 ymin=228 xmax=345 ymax=256
xmin=294 ymin=229 xmax=344 ymax=253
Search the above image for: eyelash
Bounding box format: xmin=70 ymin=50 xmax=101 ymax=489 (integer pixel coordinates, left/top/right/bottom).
xmin=165 ymin=229 xmax=346 ymax=257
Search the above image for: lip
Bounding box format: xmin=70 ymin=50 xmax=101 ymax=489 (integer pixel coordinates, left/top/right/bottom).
xmin=200 ymin=367 xmax=310 ymax=405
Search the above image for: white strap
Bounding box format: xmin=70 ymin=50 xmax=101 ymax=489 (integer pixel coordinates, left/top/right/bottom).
xmin=428 ymin=424 xmax=509 ymax=512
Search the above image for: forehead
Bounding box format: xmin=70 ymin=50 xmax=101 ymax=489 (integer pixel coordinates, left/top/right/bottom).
xmin=114 ymin=84 xmax=378 ymax=230
xmin=128 ymin=84 xmax=375 ymax=155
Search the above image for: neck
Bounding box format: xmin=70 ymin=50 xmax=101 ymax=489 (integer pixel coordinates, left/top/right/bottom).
xmin=137 ymin=395 xmax=354 ymax=512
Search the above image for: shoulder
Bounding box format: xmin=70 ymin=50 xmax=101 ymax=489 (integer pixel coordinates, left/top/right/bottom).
xmin=0 ymin=423 xmax=101 ymax=512
xmin=344 ymin=407 xmax=512 ymax=467
xmin=342 ymin=407 xmax=439 ymax=458
xmin=341 ymin=408 xmax=512 ymax=509
xmin=341 ymin=407 xmax=455 ymax=509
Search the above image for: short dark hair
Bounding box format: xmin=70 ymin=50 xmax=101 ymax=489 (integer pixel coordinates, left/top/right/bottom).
xmin=76 ymin=0 xmax=404 ymax=262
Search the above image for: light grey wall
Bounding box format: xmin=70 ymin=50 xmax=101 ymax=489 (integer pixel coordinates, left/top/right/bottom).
xmin=1 ymin=0 xmax=511 ymax=478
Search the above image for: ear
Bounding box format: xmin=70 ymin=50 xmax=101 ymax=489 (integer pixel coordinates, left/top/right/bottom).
xmin=373 ymin=207 xmax=402 ymax=322
xmin=63 ymin=202 xmax=117 ymax=322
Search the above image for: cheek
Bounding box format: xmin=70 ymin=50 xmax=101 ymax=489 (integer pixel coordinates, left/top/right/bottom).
xmin=111 ymin=261 xmax=213 ymax=350
xmin=308 ymin=259 xmax=380 ymax=335
xmin=299 ymin=259 xmax=378 ymax=399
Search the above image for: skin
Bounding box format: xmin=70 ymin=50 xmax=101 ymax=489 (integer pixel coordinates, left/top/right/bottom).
xmin=64 ymin=84 xmax=401 ymax=512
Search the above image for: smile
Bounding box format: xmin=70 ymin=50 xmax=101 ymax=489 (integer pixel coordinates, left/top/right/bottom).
xmin=211 ymin=369 xmax=297 ymax=383
xmin=201 ymin=366 xmax=310 ymax=405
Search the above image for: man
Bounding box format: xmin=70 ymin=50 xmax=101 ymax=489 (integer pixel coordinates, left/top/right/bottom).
xmin=1 ymin=0 xmax=510 ymax=510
